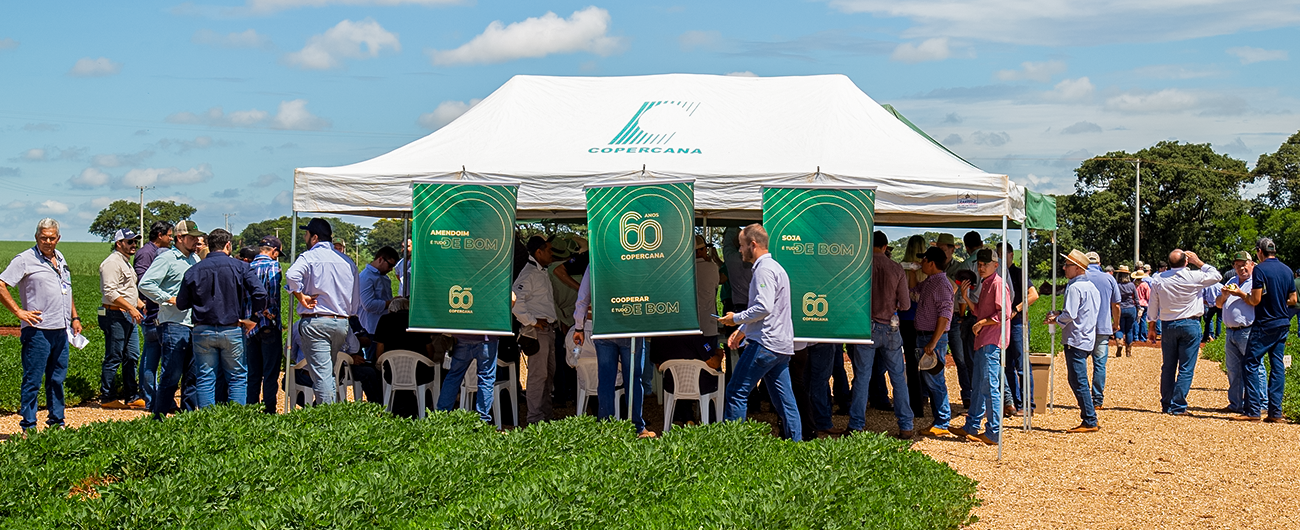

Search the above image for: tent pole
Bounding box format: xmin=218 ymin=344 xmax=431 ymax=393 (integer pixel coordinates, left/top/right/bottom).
xmin=401 ymin=214 xmax=410 ymax=297
xmin=1022 ymin=226 xmax=1031 ymax=431
xmin=285 ymin=211 xmax=298 ymax=413
xmin=629 ymin=336 xmax=638 ymax=431
xmin=1049 ymin=230 xmax=1057 ymax=412
xmin=998 ymin=216 xmax=1007 ymax=460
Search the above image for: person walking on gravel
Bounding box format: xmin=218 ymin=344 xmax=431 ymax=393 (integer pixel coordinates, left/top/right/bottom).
xmin=97 ymin=228 xmax=146 ymax=410
xmin=1236 ymin=238 xmax=1295 ymax=423
xmin=0 ymin=218 xmax=82 ymax=433
xmin=1045 ymin=249 xmax=1101 ymax=433
xmin=1147 ymin=249 xmax=1221 ymax=416
xmin=1083 ymin=251 xmax=1120 ymax=408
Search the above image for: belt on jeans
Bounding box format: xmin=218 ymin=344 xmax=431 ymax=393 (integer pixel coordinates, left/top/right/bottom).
xmin=1226 ymin=326 xmax=1250 ymax=330
xmin=1166 ymin=317 xmax=1199 ymax=322
xmin=300 ymin=313 xmax=346 ymax=319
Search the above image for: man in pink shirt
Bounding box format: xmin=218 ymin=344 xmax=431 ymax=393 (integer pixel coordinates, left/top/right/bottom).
xmin=951 ymin=248 xmax=1009 ymax=445
xmin=1134 ymin=271 xmax=1151 ymax=342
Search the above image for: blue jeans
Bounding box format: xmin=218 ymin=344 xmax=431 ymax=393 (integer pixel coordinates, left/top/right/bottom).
xmin=139 ymin=323 xmax=162 ymax=409
xmin=964 ymin=344 xmax=1003 ymax=441
xmin=1090 ymin=334 xmax=1110 ymax=406
xmin=1159 ymin=318 xmax=1201 ymax=414
xmin=299 ymin=316 xmax=347 ymax=405
xmin=19 ymin=327 xmax=69 ymax=430
xmin=1243 ymin=321 xmax=1289 ymax=418
xmin=949 ymin=316 xmax=972 ymax=405
xmin=191 ymin=325 xmax=247 ymax=407
xmin=805 ymin=342 xmax=837 ymax=432
xmin=244 ymin=325 xmax=283 ymax=413
xmin=1064 ymin=345 xmax=1098 ymax=427
xmin=849 ymin=323 xmax=913 ymax=432
xmin=437 ymin=338 xmax=499 ymax=422
xmin=724 ymin=342 xmax=802 ymax=441
xmin=98 ymin=310 xmax=140 ymax=402
xmin=1136 ymin=308 xmax=1148 ymax=341
xmin=1223 ymin=326 xmax=1254 ymax=414
xmin=594 ymin=338 xmax=648 ymax=432
xmin=152 ymin=322 xmax=198 ymax=417
xmin=1119 ymin=307 xmax=1137 ymax=346
xmin=916 ymin=331 xmax=952 ymax=429
xmin=1003 ymin=320 xmax=1031 ymax=410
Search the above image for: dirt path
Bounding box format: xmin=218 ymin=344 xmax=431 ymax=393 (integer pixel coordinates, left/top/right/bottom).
xmin=913 ymin=342 xmax=1300 ymax=529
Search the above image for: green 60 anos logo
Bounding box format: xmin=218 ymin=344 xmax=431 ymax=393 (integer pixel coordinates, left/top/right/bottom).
xmin=801 ymin=292 xmax=828 ymax=317
xmin=448 ymin=285 xmax=474 ymax=309
xmin=619 ymin=212 xmax=663 ymax=252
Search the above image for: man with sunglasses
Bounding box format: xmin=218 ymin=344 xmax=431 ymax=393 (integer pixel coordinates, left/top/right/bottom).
xmin=358 ymin=246 xmax=399 ymax=359
xmin=97 ymin=228 xmax=147 ymax=410
xmin=1045 ymin=249 xmax=1102 ymax=433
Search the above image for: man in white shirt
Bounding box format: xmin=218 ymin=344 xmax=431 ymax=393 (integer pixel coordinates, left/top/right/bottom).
xmin=513 ymin=236 xmax=558 ymax=424
xmin=1147 ymin=249 xmax=1221 ymax=415
xmin=285 ymin=218 xmax=360 ymax=406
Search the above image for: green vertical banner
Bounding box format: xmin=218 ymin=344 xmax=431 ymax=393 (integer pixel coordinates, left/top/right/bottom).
xmin=585 ymin=180 xmax=700 ymax=339
xmin=409 ymin=180 xmax=518 ymax=335
xmin=762 ymin=185 xmax=877 ymax=343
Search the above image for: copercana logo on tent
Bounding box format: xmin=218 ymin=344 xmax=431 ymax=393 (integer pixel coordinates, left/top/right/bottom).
xmin=588 ymin=101 xmax=703 ymax=155
xmin=957 ymin=192 xmax=978 ymax=209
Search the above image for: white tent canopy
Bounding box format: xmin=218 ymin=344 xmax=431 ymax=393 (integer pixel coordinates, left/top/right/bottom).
xmin=295 ymin=73 xmax=1024 ymax=225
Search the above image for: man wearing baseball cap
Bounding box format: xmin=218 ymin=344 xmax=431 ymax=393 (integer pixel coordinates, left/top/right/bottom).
xmin=1045 ymin=249 xmax=1102 ymax=432
xmin=1216 ymin=251 xmax=1257 ymax=415
xmin=139 ymin=219 xmax=205 ymax=417
xmin=285 ymin=218 xmax=360 ymax=406
xmin=97 ymin=228 xmax=146 ymax=410
xmin=1238 ymin=237 xmax=1296 ymax=422
xmin=1083 ymin=250 xmax=1120 ymax=408
xmin=245 ymin=235 xmax=285 ymax=412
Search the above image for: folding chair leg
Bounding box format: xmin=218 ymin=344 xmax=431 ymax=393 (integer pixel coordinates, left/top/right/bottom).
xmin=416 ymin=389 xmax=427 ymax=419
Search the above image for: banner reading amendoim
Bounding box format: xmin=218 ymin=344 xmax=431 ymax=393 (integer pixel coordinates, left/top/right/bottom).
xmin=585 ymin=180 xmax=700 ymax=339
xmin=762 ymin=185 xmax=876 ymax=343
xmin=409 ymin=180 xmax=518 ymax=336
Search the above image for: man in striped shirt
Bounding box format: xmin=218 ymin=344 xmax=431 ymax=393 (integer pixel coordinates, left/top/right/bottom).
xmin=245 ymin=236 xmax=283 ymax=413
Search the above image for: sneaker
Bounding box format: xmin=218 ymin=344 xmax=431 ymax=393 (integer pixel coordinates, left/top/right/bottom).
xmin=966 ymin=433 xmax=997 ymax=445
xmin=637 ymin=430 xmax=658 ymax=439
xmin=948 ymin=426 xmax=970 ymax=439
xmin=101 ymin=399 xmax=128 ymax=410
xmin=922 ymin=426 xmax=950 ymax=437
xmin=127 ymin=399 xmax=147 ymax=410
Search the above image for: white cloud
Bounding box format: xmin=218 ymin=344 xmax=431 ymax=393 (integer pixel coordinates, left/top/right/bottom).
xmin=891 ymin=37 xmax=950 ymax=63
xmin=942 ymin=133 xmax=963 ymax=145
xmin=1104 ymin=89 xmax=1199 ymax=113
xmin=273 ymin=190 xmax=292 ymax=206
xmin=995 ymin=60 xmax=1066 ymax=82
xmin=679 ymin=30 xmax=722 ymax=51
xmin=243 ymin=0 xmax=462 ymax=14
xmin=122 ymin=164 xmax=214 ymax=187
xmin=1226 ymin=46 xmax=1288 ymax=64
xmin=69 ymin=168 xmax=112 ymax=188
xmin=193 ymin=29 xmax=274 ymax=50
xmin=20 ymin=148 xmax=46 ymax=161
xmin=0 ymin=38 xmax=17 ymax=51
xmin=827 ymin=0 xmax=1300 ymax=46
xmin=418 ymin=98 xmax=481 ymax=130
xmin=157 ymin=136 xmax=229 ymax=154
xmin=166 ymin=106 xmax=271 ymax=127
xmin=69 ymin=57 xmax=122 ymax=77
xmin=1060 ymin=121 xmax=1103 ymax=135
xmin=1044 ymin=77 xmax=1094 ymax=102
xmin=4 ymin=200 xmax=27 ymax=210
xmin=725 ymin=71 xmax=758 ymax=77
xmin=284 ymin=18 xmax=400 ymax=70
xmin=970 ymin=131 xmax=1011 ymax=147
xmin=90 ymin=197 xmax=115 ymax=209
xmin=1130 ymin=64 xmax=1224 ymax=80
xmin=429 ymin=7 xmax=624 ymax=66
xmin=92 ymin=150 xmax=154 ymax=168
xmin=271 ymin=99 xmax=331 ymax=130
xmin=37 ymin=200 xmax=70 ymax=215
xmin=250 ymin=173 xmax=282 ymax=187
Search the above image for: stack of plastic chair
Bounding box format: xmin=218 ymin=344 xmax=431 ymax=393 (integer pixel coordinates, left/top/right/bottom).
xmin=659 ymin=359 xmax=726 ymax=433
xmin=377 ymin=350 xmax=437 ymax=418
xmin=574 ymin=357 xmax=623 ymax=417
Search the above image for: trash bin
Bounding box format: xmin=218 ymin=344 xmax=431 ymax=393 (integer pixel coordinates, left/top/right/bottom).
xmin=1029 ymin=354 xmax=1053 ymax=414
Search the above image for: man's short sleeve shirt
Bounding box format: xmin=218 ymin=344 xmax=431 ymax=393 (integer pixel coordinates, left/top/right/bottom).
xmin=1252 ymin=258 xmax=1296 ymax=326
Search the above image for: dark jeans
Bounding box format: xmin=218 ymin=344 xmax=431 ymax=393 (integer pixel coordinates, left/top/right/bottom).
xmin=1003 ymin=320 xmax=1032 ymax=410
xmin=98 ymin=310 xmax=140 ymax=402
xmin=1243 ymin=321 xmax=1289 ymax=418
xmin=805 ymin=343 xmax=837 ymax=432
xmin=139 ymin=323 xmax=162 ymax=409
xmin=948 ymin=314 xmax=973 ymax=406
xmin=867 ymin=346 xmax=892 ymax=410
xmin=244 ymin=325 xmax=283 ymax=413
xmin=1119 ymin=307 xmax=1137 ymax=345
xmin=1064 ymin=346 xmax=1098 ymax=427
xmin=19 ymin=327 xmax=69 ymax=430
xmin=152 ymin=322 xmax=199 ymax=417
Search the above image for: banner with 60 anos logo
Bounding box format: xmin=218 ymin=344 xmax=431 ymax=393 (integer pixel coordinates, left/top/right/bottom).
xmin=584 ymin=180 xmax=700 ymax=339
xmin=762 ymin=185 xmax=877 ymax=344
xmin=409 ymin=180 xmax=518 ymax=335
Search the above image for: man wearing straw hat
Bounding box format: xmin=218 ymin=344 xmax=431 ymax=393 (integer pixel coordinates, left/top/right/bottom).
xmin=1133 ymin=268 xmax=1151 ymax=342
xmin=1147 ymin=249 xmax=1221 ymax=416
xmin=1045 ymin=249 xmax=1102 ymax=433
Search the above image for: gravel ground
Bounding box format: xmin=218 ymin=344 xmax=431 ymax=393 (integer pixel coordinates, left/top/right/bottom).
xmin=3 ymin=342 xmax=1296 ymax=528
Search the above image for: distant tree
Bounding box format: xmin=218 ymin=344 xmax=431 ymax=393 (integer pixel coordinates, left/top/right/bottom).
xmin=89 ymin=200 xmax=196 ymax=241
xmin=239 ymin=215 xmax=364 ymax=260
xmin=365 ymin=218 xmax=406 ymax=257
xmin=1257 ymin=130 xmax=1300 ymax=210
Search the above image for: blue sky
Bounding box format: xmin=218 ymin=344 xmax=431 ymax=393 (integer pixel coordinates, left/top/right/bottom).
xmin=2 ymin=0 xmax=1298 ymax=241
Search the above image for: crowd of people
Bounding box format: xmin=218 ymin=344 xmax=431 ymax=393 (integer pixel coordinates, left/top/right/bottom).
xmin=1 ymin=216 xmax=1292 ymax=438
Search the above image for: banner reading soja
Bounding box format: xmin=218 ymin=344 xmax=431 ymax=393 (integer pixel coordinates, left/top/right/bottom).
xmin=408 ymin=180 xmax=518 ymax=336
xmin=762 ymin=185 xmax=877 ymax=344
xmin=585 ymin=180 xmax=700 ymax=339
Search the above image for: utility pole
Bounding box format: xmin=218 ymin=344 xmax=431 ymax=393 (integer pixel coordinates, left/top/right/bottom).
xmin=223 ymin=213 xmax=236 ymax=232
xmin=136 ymin=186 xmax=154 ymax=241
xmin=1133 ymin=160 xmax=1141 ymax=268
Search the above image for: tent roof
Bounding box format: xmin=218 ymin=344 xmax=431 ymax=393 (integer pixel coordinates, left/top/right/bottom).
xmin=295 ymin=73 xmax=1023 ymax=225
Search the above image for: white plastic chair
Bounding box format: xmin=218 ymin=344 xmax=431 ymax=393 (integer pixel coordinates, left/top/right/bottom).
xmin=333 ymin=352 xmax=364 ymax=402
xmin=286 ymin=358 xmax=314 ymax=410
xmin=494 ymin=358 xmax=519 ymax=427
xmin=377 ymin=350 xmax=438 ymax=418
xmin=660 ymin=360 xmax=726 ymax=433
xmin=575 ymin=357 xmax=623 ymax=417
